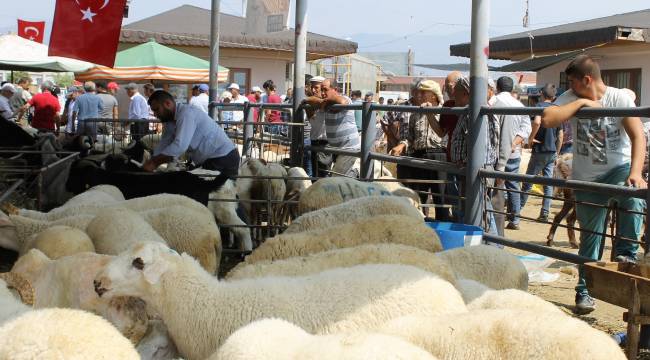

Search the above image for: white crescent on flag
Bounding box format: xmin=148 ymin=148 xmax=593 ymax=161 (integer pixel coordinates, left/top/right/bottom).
xmin=24 ymin=26 xmax=40 ymax=36
xmin=74 ymin=0 xmax=110 ymax=10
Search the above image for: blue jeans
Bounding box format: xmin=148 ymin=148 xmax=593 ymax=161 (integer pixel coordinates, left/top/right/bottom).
xmin=560 ymin=142 xmax=573 ymax=155
xmin=520 ymin=152 xmax=557 ymax=217
xmin=303 ymin=137 xmax=313 ymax=177
xmin=504 ymin=157 xmax=521 ymax=225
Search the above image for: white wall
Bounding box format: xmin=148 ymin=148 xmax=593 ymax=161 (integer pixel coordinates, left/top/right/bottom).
xmin=219 ymin=56 xmax=289 ymax=95
xmin=536 ymin=47 xmax=650 ymax=106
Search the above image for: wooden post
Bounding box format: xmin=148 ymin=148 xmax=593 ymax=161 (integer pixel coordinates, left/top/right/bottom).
xmin=627 ymin=278 xmax=641 ymax=359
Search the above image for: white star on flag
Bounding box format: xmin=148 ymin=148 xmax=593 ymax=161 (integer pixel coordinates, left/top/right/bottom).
xmin=80 ymin=7 xmax=96 ymax=22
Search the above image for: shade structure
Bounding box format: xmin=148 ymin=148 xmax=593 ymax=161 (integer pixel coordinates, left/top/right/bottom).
xmin=75 ymin=39 xmax=228 ymax=83
xmin=0 ymin=34 xmax=93 ymax=72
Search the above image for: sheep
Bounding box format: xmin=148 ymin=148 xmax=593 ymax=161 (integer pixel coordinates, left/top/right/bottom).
xmin=468 ymin=288 xmax=565 ymax=315
xmin=378 ymin=310 xmax=625 ymax=360
xmin=455 ymin=278 xmax=491 ymax=303
xmin=296 ymin=177 xmax=393 ymax=215
xmin=211 ymin=318 xmax=437 ymax=360
xmin=94 ymin=242 xmax=467 ymax=360
xmin=86 ymin=208 xmax=167 ymax=254
xmin=0 ymin=276 xmax=32 ymax=324
xmin=237 ymin=158 xmax=287 ymax=230
xmin=60 ymin=184 xmax=125 ymax=208
xmin=284 ymin=196 xmax=424 ymax=234
xmin=435 ymin=244 xmax=528 ymax=290
xmin=24 ymin=225 xmax=95 ymax=259
xmin=227 ymin=243 xmax=454 ymax=285
xmin=375 ymin=176 xmax=421 ymax=209
xmin=278 ymin=167 xmax=312 ymax=224
xmin=0 ymin=308 xmax=140 ymax=359
xmin=244 ymin=215 xmax=442 ymax=264
xmin=10 ymin=249 xmax=149 ymax=344
xmin=137 ymin=319 xmax=180 ymax=360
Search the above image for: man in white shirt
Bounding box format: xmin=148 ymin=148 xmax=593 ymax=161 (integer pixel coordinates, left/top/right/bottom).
xmin=541 ymin=55 xmax=646 ymax=314
xmin=0 ymin=83 xmax=16 ymax=121
xmin=125 ymin=83 xmax=150 ymax=140
xmin=227 ymin=83 xmax=248 ymax=126
xmin=190 ymin=84 xmax=210 ymax=113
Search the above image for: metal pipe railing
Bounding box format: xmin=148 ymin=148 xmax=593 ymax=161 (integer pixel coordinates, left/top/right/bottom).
xmin=483 ymin=234 xmax=595 ymax=265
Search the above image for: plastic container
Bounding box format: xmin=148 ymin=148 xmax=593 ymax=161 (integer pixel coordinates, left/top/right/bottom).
xmin=425 ymin=221 xmax=483 ymax=250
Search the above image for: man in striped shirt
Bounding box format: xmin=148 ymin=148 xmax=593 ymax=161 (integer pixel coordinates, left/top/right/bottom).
xmin=303 ymin=78 xmax=361 ymax=177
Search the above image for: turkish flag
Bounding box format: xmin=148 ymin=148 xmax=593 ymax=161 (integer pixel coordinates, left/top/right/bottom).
xmin=17 ymin=20 xmax=45 ymax=43
xmin=49 ymin=0 xmax=127 ymax=67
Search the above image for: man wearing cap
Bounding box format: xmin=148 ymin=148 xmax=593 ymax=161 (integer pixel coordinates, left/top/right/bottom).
xmin=107 ymin=82 xmax=119 ymax=96
xmin=246 ymin=86 xmax=262 ymax=122
xmin=391 ymin=79 xmax=450 ymax=219
xmin=491 ymin=76 xmax=532 ymax=231
xmin=62 ymin=85 xmax=83 ymax=138
xmin=302 ymin=76 xmax=330 ymax=176
xmin=0 ymin=83 xmax=16 ymax=121
xmin=190 ymin=84 xmax=210 ymax=113
xmin=73 ymin=81 xmax=103 ymax=140
xmin=96 ymin=82 xmax=119 ymax=134
xmin=125 ymin=83 xmax=150 ymax=140
xmin=227 ymin=83 xmax=249 ymax=127
xmin=17 ymin=81 xmax=61 ymax=133
xmin=143 ymin=90 xmax=239 ymax=177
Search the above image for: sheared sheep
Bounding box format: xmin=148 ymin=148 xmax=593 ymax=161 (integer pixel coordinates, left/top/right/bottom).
xmin=237 ymin=158 xmax=287 ymax=229
xmin=11 ymin=249 xmax=149 ymax=344
xmin=245 ymin=215 xmax=441 ymax=263
xmin=468 ymin=288 xmax=564 ymax=315
xmin=284 ymin=196 xmax=424 ymax=234
xmin=228 ymin=243 xmax=453 ymax=284
xmin=137 ymin=319 xmax=180 ymax=360
xmin=212 ymin=318 xmax=437 ymax=360
xmin=435 ymin=244 xmax=528 ymax=290
xmin=86 ymin=208 xmax=167 ymax=254
xmin=455 ymin=278 xmax=491 ymax=303
xmin=279 ymin=167 xmax=312 ymax=224
xmin=378 ymin=310 xmax=625 ymax=360
xmin=94 ymin=242 xmax=467 ymax=360
xmin=297 ymin=177 xmax=393 ymax=215
xmin=0 ymin=308 xmax=140 ymax=359
xmin=374 ymin=176 xmax=421 ymax=209
xmin=60 ymin=184 xmax=125 ymax=208
xmin=25 ymin=225 xmax=95 ymax=259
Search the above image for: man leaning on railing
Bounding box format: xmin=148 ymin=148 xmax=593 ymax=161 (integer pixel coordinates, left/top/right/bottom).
xmin=541 ymin=54 xmax=647 ymax=315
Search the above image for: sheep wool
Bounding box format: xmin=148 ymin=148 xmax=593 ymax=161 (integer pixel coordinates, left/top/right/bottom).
xmin=284 ymin=196 xmax=424 ymax=234
xmin=455 ymin=278 xmax=491 ymax=303
xmin=0 ymin=308 xmax=140 ymax=359
xmin=245 ymin=215 xmax=441 ymax=264
xmin=86 ymin=208 xmax=167 ymax=255
xmin=136 ymin=319 xmax=180 ymax=360
xmin=468 ymin=288 xmax=564 ymax=315
xmin=435 ymin=244 xmax=528 ymax=290
xmin=24 ymin=225 xmax=95 ymax=259
xmin=297 ymin=177 xmax=392 ymax=215
xmin=378 ymin=310 xmax=625 ymax=360
xmin=94 ymin=242 xmax=467 ymax=360
xmin=228 ymin=243 xmax=454 ymax=285
xmin=0 ymin=279 xmax=31 ymax=325
xmin=212 ymin=318 xmax=437 ymax=360
xmin=2 ymin=213 xmax=95 ymax=252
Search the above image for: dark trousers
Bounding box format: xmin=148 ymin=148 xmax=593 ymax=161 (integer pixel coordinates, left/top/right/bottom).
xmin=130 ymin=121 xmax=149 ymax=141
xmin=200 ymin=148 xmax=241 ymax=179
xmin=310 ymin=139 xmax=333 ymax=178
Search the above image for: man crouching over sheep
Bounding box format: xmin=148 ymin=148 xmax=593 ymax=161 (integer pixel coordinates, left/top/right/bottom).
xmin=143 ymin=90 xmax=240 ymax=177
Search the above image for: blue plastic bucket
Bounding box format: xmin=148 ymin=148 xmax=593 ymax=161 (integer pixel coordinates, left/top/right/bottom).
xmin=425 ymin=221 xmax=484 ymax=250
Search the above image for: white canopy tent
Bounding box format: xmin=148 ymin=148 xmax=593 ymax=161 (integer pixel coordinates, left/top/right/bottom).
xmin=0 ymin=34 xmax=93 ymax=72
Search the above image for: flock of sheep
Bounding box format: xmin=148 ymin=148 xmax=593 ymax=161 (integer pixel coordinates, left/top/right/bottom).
xmin=0 ymin=159 xmax=627 ymax=359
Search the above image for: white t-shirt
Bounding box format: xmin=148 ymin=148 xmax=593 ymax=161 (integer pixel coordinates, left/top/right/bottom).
xmin=554 ymin=87 xmax=635 ymax=181
xmin=230 ymin=95 xmax=249 ymax=122
xmin=189 ymin=93 xmax=210 ymax=113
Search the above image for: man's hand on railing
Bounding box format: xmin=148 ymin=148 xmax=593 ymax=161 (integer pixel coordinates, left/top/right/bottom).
xmin=627 ymin=172 xmax=648 ymax=189
xmin=389 ymin=143 xmax=406 ymax=156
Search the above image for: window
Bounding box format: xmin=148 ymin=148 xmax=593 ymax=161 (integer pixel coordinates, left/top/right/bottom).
xmin=559 ymin=72 xmax=568 ymax=94
xmin=602 ymin=68 xmax=642 ymax=106
xmin=228 ymin=68 xmax=251 ymax=95
xmin=267 ymin=14 xmax=284 ymax=33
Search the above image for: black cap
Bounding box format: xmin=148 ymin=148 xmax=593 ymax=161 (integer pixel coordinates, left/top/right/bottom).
xmin=496 ymin=76 xmax=514 ymax=93
xmin=541 ymin=83 xmax=557 ymax=99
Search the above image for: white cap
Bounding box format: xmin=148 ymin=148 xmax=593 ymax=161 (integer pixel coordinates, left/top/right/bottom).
xmin=1 ymin=83 xmax=15 ymax=93
xmin=227 ymin=83 xmax=240 ymax=90
xmin=220 ymin=91 xmax=232 ymax=100
xmin=310 ymin=76 xmax=325 ymax=83
xmin=487 ymin=78 xmax=496 ymax=90
xmin=251 ymin=86 xmax=262 ymax=93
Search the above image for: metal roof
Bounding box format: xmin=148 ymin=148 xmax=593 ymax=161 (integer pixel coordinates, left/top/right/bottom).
xmin=491 ymin=49 xmax=586 ymax=72
xmin=450 ymin=8 xmax=650 ymax=59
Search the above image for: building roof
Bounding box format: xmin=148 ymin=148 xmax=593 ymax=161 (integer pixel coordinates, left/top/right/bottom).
xmin=121 ymin=5 xmax=357 ymax=59
xmin=450 ymin=8 xmax=650 ymax=59
xmin=383 ymin=76 xmax=445 ymax=86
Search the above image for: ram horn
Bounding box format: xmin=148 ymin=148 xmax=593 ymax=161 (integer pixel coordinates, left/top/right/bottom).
xmin=0 ymin=272 xmax=35 ymax=306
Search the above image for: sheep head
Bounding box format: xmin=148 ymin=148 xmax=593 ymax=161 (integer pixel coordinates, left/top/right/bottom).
xmin=0 ymin=210 xmax=20 ymax=252
xmin=94 ymin=242 xmax=178 ymax=301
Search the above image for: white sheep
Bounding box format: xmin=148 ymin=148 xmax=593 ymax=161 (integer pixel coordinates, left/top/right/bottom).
xmin=284 ymin=196 xmax=424 ymax=234
xmin=11 ymin=249 xmax=149 ymax=344
xmin=378 ymin=310 xmax=625 ymax=360
xmin=0 ymin=308 xmax=141 ymax=359
xmin=435 ymin=244 xmax=528 ymax=290
xmin=374 ymin=176 xmax=421 ymax=209
xmin=237 ymin=158 xmax=287 ymax=228
xmin=455 ymin=278 xmax=492 ymax=303
xmin=86 ymin=208 xmax=167 ymax=254
xmin=61 ymin=184 xmax=125 ymax=207
xmin=24 ymin=225 xmax=95 ymax=259
xmin=297 ymin=177 xmax=394 ymax=215
xmin=228 ymin=243 xmax=454 ymax=284
xmin=468 ymin=288 xmax=565 ymax=315
xmin=279 ymin=167 xmax=313 ymax=224
xmin=212 ymin=318 xmax=437 ymax=360
xmin=137 ymin=319 xmax=180 ymax=360
xmin=0 ymin=277 xmax=32 ymax=325
xmin=94 ymin=242 xmax=467 ymax=360
xmin=244 ymin=215 xmax=441 ymax=263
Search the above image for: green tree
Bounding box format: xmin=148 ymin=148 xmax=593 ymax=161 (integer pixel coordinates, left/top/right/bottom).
xmin=10 ymin=71 xmax=29 ymax=83
xmin=52 ymin=73 xmax=74 ymax=87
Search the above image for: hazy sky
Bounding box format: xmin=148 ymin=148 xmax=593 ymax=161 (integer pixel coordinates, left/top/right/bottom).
xmin=1 ymin=0 xmax=649 ymax=65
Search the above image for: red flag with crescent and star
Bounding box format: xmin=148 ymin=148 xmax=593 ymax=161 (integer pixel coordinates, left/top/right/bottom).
xmin=17 ymin=20 xmax=45 ymax=43
xmin=49 ymin=0 xmax=127 ymax=67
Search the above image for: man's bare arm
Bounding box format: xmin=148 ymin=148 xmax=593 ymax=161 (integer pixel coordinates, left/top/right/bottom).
xmin=541 ymin=99 xmax=599 ymax=128
xmin=622 ymin=116 xmax=647 ymax=189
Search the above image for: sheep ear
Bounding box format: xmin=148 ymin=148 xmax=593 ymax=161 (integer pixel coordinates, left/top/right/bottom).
xmin=143 ymin=259 xmax=168 ymax=285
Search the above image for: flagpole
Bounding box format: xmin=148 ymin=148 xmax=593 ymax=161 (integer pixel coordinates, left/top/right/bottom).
xmin=208 ymin=0 xmax=221 ymax=119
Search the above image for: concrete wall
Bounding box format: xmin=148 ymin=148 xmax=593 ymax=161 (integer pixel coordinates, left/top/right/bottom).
xmin=536 ymin=47 xmax=650 ymax=106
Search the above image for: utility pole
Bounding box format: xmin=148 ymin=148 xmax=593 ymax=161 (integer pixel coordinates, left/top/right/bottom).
xmin=208 ymin=0 xmax=221 ymax=119
xmin=290 ymin=0 xmax=308 ymax=167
